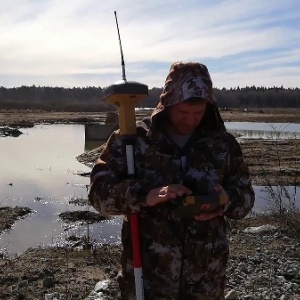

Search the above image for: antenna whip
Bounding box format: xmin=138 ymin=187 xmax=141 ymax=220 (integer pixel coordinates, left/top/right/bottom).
xmin=114 ymin=11 xmax=126 ymax=81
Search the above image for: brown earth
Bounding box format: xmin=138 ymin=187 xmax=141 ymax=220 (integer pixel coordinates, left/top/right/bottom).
xmin=1 ymin=215 xmax=299 ymax=300
xmin=0 ymin=243 xmax=121 ymax=299
xmin=0 ymin=107 xmax=299 ymax=125
xmin=0 ymin=207 xmax=33 ymax=233
xmin=0 ymin=109 xmax=299 ymax=299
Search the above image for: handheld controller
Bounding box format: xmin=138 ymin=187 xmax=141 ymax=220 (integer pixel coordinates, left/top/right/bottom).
xmin=173 ymin=190 xmax=228 ymax=218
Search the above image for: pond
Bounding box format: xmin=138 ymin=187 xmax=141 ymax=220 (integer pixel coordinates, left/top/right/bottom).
xmin=0 ymin=123 xmax=299 ymax=255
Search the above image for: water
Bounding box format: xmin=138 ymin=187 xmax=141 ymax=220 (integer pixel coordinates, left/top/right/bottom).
xmin=225 ymin=122 xmax=300 ymax=139
xmin=0 ymin=124 xmax=121 ymax=255
xmin=253 ymin=186 xmax=298 ymax=212
xmin=0 ymin=122 xmax=299 ymax=255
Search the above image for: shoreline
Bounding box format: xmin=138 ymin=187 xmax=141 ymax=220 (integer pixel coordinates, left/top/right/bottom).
xmin=0 ymin=108 xmax=300 ymax=126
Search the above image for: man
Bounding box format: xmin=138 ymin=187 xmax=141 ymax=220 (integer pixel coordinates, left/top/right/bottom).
xmin=89 ymin=62 xmax=255 ymax=299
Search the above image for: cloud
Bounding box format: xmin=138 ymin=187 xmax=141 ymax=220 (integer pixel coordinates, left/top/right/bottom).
xmin=213 ymin=65 xmax=300 ymax=89
xmin=0 ymin=0 xmax=299 ymax=88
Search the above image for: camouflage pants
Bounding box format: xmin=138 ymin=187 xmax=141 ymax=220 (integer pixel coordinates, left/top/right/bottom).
xmin=117 ymin=246 xmax=228 ymax=300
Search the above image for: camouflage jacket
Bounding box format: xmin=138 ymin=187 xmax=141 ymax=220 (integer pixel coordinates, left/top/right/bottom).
xmin=89 ymin=117 xmax=255 ymax=222
xmin=89 ymin=62 xmax=255 ymax=298
xmin=88 ymin=115 xmax=255 ymax=299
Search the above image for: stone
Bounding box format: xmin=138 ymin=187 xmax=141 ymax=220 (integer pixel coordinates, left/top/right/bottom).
xmin=225 ymin=289 xmax=238 ymax=299
xmin=43 ymin=277 xmax=55 ymax=288
xmin=244 ymin=224 xmax=278 ymax=234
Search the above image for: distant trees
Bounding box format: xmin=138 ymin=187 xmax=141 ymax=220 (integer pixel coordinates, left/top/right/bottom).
xmin=0 ymin=86 xmax=113 ymax=111
xmin=0 ymin=85 xmax=299 ymax=111
xmin=213 ymin=86 xmax=300 ymax=108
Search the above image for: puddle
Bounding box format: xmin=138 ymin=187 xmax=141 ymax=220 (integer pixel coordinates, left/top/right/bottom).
xmin=0 ymin=124 xmax=121 ymax=255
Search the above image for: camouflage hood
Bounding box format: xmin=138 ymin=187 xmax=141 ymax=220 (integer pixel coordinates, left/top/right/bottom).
xmin=151 ymin=61 xmax=225 ymax=132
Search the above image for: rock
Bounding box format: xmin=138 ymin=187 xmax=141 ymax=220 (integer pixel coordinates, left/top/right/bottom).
xmin=84 ymin=280 xmax=113 ymax=300
xmin=59 ymin=210 xmax=108 ymax=223
xmin=44 ymin=292 xmax=63 ymax=300
xmin=0 ymin=126 xmax=22 ymax=137
xmin=225 ymin=289 xmax=238 ymax=299
xmin=94 ymin=280 xmax=110 ymax=293
xmin=43 ymin=277 xmax=55 ymax=288
xmin=244 ymin=224 xmax=278 ymax=233
xmin=17 ymin=280 xmax=28 ymax=289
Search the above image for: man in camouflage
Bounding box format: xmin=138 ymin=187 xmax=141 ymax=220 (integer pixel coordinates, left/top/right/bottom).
xmin=89 ymin=62 xmax=255 ymax=299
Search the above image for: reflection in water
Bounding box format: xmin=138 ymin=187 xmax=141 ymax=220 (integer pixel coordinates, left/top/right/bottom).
xmin=253 ymin=186 xmax=299 ymax=213
xmin=225 ymin=122 xmax=300 ymax=139
xmin=230 ymin=129 xmax=300 ymax=139
xmin=84 ymin=121 xmax=300 ymax=143
xmin=0 ymin=124 xmax=121 ymax=255
xmin=0 ymin=123 xmax=299 ymax=255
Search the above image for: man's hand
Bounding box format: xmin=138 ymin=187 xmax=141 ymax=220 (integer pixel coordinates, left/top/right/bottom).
xmin=146 ymin=184 xmax=192 ymax=207
xmin=194 ymin=184 xmax=229 ymax=221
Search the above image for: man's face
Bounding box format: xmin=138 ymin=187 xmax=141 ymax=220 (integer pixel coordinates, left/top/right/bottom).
xmin=167 ymin=100 xmax=207 ymax=135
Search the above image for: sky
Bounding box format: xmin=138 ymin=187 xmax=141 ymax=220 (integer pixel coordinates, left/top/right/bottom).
xmin=1 ymin=0 xmax=300 ymax=89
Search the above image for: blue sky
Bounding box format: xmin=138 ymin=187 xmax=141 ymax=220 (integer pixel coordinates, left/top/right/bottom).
xmin=1 ymin=0 xmax=300 ymax=89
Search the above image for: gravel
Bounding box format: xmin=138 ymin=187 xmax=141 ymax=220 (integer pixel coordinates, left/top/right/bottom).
xmin=226 ymin=226 xmax=300 ymax=300
xmin=1 ymin=215 xmax=300 ymax=299
xmin=85 ymin=218 xmax=300 ymax=300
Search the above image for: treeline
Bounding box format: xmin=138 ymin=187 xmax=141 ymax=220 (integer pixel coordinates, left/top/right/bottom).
xmin=0 ymin=85 xmax=299 ymax=111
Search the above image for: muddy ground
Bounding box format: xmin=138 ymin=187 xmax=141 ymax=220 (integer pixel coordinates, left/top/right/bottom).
xmin=0 ymin=109 xmax=299 ymax=299
xmin=1 ymin=215 xmax=300 ymax=300
xmin=0 ymin=107 xmax=299 ymax=126
xmin=0 ymin=207 xmax=33 ymax=233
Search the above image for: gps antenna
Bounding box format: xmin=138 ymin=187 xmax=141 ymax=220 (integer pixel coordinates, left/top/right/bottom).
xmin=102 ymin=11 xmax=149 ymax=300
xmin=114 ymin=11 xmax=126 ymax=81
xmin=102 ymin=12 xmax=148 ymax=137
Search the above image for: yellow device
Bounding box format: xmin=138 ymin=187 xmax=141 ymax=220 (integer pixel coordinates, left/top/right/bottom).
xmin=103 ymin=80 xmax=148 ymax=136
xmin=102 ymin=12 xmax=148 ymax=137
xmin=174 ymin=192 xmax=228 ymax=218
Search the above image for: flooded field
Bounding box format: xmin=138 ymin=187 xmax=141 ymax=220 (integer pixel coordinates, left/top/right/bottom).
xmin=0 ymin=124 xmax=121 ymax=255
xmin=0 ymin=122 xmax=299 ymax=255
